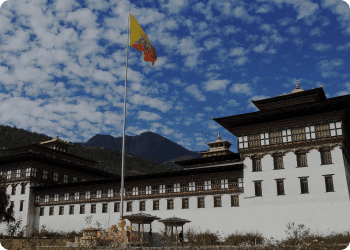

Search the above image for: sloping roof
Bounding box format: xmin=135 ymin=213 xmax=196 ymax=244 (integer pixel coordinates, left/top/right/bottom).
xmin=174 ymin=153 xmax=240 ymax=167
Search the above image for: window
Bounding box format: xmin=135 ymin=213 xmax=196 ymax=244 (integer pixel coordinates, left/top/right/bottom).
xmin=146 ymin=185 xmax=152 ymax=195
xmin=300 ymin=177 xmax=309 ymax=194
xmin=251 ymin=156 xmax=262 ymax=171
xmin=231 ymin=195 xmax=239 ymax=207
xmin=75 ymin=192 xmax=80 ymax=200
xmin=40 ymin=207 xmax=44 ymax=216
xmin=63 ymin=175 xmax=68 ymax=183
xmin=305 ymin=125 xmax=316 ymax=140
xmin=282 ymin=129 xmax=292 ymax=143
xmin=276 ymin=179 xmax=285 ymax=195
xmin=260 ymin=133 xmax=269 ymax=146
xmin=80 ymin=205 xmax=85 ymax=214
xmin=204 ymin=180 xmax=211 ymax=190
xmin=85 ymin=191 xmax=90 ymax=200
xmin=174 ymin=183 xmax=180 ymax=192
xmin=21 ymin=185 xmax=25 ymax=194
xmin=82 ymin=179 xmax=86 ymax=181
xmin=238 ymin=135 xmax=248 ymax=149
xmin=180 ymin=182 xmax=188 ymax=192
xmin=19 ymin=200 xmax=24 ymax=211
xmin=159 ymin=184 xmax=166 ymax=194
xmin=91 ymin=204 xmax=96 ymax=214
xmin=330 ymin=122 xmax=342 ymax=136
xmin=221 ymin=179 xmax=228 ymax=189
xmin=53 ymin=173 xmax=58 ymax=182
xmin=196 ymin=181 xmax=204 ymax=191
xmin=54 ymin=194 xmax=59 ymax=202
xmin=64 ymin=193 xmax=69 ymax=201
xmin=59 ymin=206 xmax=64 ymax=215
xmin=31 ymin=168 xmax=37 ymax=177
xmin=182 ymin=198 xmax=189 ymax=209
xmin=16 ymin=169 xmax=21 ymax=178
xmin=269 ymin=131 xmax=282 ymax=145
xmin=114 ymin=203 xmax=120 ymax=212
xmin=7 ymin=170 xmax=11 ymax=180
xmin=316 ymin=123 xmax=330 ymax=139
xmin=127 ymin=202 xmax=132 ymax=212
xmin=166 ymin=184 xmax=173 ymax=194
xmin=248 ymin=134 xmax=261 ymax=148
xmin=152 ymin=185 xmax=159 ymax=195
xmin=140 ymin=201 xmax=145 ymax=211
xmin=73 ymin=177 xmax=77 ymax=182
xmin=198 ymin=197 xmax=205 ymax=208
xmin=132 ymin=187 xmax=138 ymax=196
xmin=44 ymin=195 xmax=49 ymax=203
xmin=255 ymin=181 xmax=262 ymax=196
xmin=167 ymin=199 xmax=174 ymax=210
xmin=153 ymin=200 xmax=159 ymax=210
xmin=139 ymin=186 xmax=145 ymax=196
xmin=11 ymin=186 xmax=16 ymax=195
xmin=189 ymin=182 xmax=195 ymax=192
xmin=43 ymin=170 xmax=48 ymax=179
xmin=292 ymin=127 xmax=305 ymax=142
xmin=108 ymin=189 xmax=113 ymax=198
xmin=296 ymin=152 xmax=308 ymax=167
xmin=214 ymin=196 xmax=221 ymax=207
xmin=35 ymin=196 xmax=40 ymax=203
xmin=320 ymin=148 xmax=332 ymax=165
xmin=69 ymin=205 xmax=74 ymax=215
xmin=325 ymin=176 xmax=334 ymax=192
xmin=96 ymin=190 xmax=102 ymax=198
xmin=273 ymin=153 xmax=284 ymax=169
xmin=25 ymin=168 xmax=30 ymax=177
xmin=49 ymin=207 xmax=54 ymax=216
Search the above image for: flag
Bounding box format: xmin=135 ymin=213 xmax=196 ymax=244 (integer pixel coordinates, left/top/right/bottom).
xmin=129 ymin=13 xmax=157 ymax=67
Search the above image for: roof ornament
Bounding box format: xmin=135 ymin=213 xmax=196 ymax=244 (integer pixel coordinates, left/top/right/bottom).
xmin=217 ymin=132 xmax=221 ymax=141
xmin=56 ymin=132 xmax=59 ymax=139
xmin=289 ymin=81 xmax=304 ymax=94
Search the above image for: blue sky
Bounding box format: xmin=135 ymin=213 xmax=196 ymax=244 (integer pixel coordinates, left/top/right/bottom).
xmin=0 ymin=0 xmax=349 ymax=154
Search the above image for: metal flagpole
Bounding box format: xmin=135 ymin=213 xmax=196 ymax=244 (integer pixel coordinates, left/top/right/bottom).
xmin=121 ymin=9 xmax=130 ymax=218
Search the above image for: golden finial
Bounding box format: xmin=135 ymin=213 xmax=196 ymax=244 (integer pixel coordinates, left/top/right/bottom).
xmin=56 ymin=132 xmax=59 ymax=139
xmin=296 ymin=81 xmax=300 ymax=89
xmin=217 ymin=132 xmax=221 ymax=141
xmin=320 ymin=85 xmax=324 ymax=88
xmin=289 ymin=81 xmax=304 ymax=94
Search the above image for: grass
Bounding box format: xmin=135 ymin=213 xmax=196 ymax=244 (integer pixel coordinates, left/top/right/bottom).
xmin=0 ymin=222 xmax=349 ymax=249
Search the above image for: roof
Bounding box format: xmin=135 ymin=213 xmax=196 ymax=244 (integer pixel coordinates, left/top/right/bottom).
xmin=174 ymin=153 xmax=241 ymax=167
xmin=159 ymin=216 xmax=191 ymax=226
xmin=122 ymin=213 xmax=161 ymax=223
xmin=32 ymin=163 xmax=243 ymax=191
xmin=39 ymin=132 xmax=73 ymax=146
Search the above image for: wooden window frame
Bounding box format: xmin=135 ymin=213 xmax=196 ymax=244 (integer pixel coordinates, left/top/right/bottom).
xmin=59 ymin=206 xmax=64 ymax=215
xmin=292 ymin=127 xmax=306 ymax=142
xmin=127 ymin=202 xmax=132 ymax=212
xmin=139 ymin=201 xmax=146 ymax=211
xmin=273 ymin=153 xmax=284 ymax=170
xmin=153 ymin=200 xmax=159 ymax=210
xmin=320 ymin=149 xmax=332 ymax=165
xmin=19 ymin=200 xmax=24 ymax=211
xmin=167 ymin=199 xmax=174 ymax=210
xmin=315 ymin=123 xmax=330 ymax=139
xmin=91 ymin=204 xmax=96 ymax=214
xmin=80 ymin=205 xmax=85 ymax=214
xmin=182 ymin=198 xmax=189 ymax=209
xmin=254 ymin=181 xmax=262 ymax=196
xmin=69 ymin=205 xmax=74 ymax=215
xmin=102 ymin=203 xmax=108 ymax=213
xmin=231 ymin=195 xmax=239 ymax=207
xmin=49 ymin=207 xmax=54 ymax=216
xmin=269 ymin=131 xmax=282 ymax=145
xmin=21 ymin=185 xmax=26 ymax=194
xmin=40 ymin=207 xmax=44 ymax=216
xmin=248 ymin=133 xmax=261 ymax=148
xmin=324 ymin=175 xmax=334 ymax=192
xmin=252 ymin=157 xmax=261 ymax=172
xmin=198 ymin=197 xmax=205 ymax=208
xmin=214 ymin=196 xmax=221 ymax=207
xmin=114 ymin=202 xmax=120 ymax=212
xmin=276 ymin=179 xmax=285 ymax=195
xmin=300 ymin=177 xmax=309 ymax=194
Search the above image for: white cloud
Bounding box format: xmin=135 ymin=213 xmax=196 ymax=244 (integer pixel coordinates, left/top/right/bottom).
xmin=277 ymin=17 xmax=294 ymax=26
xmin=309 ymin=27 xmax=323 ymax=36
xmin=286 ymin=26 xmax=301 ymax=35
xmin=229 ymin=83 xmax=253 ymax=95
xmin=228 ymin=99 xmax=239 ymax=106
xmin=253 ymin=44 xmax=267 ymax=53
xmin=137 ymin=111 xmax=161 ymax=121
xmin=196 ymin=113 xmax=205 ymax=121
xmin=204 ymin=106 xmax=213 ymax=111
xmin=129 ymin=94 xmax=172 ymax=112
xmin=336 ymin=42 xmax=350 ymax=50
xmin=202 ymin=79 xmax=231 ymax=92
xmin=316 ymin=59 xmax=344 ymax=78
xmin=230 ymin=47 xmax=246 ymax=57
xmin=184 ymin=84 xmax=206 ymax=101
xmin=233 ymin=6 xmax=261 ymax=24
xmin=311 ymin=43 xmax=333 ymax=51
xmin=161 ymin=0 xmax=188 ymax=14
xmin=203 ymin=38 xmax=222 ymax=50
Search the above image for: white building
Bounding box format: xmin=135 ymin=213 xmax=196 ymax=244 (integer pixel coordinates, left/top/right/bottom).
xmin=1 ymin=83 xmax=350 ymax=241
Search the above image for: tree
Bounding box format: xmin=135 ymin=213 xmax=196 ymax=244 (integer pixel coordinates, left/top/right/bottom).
xmin=0 ymin=175 xmax=15 ymax=224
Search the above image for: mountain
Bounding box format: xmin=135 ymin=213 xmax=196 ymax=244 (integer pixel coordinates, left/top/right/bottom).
xmin=76 ymin=131 xmax=202 ymax=165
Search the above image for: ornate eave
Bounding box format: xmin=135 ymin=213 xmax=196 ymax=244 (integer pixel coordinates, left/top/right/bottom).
xmin=174 ymin=153 xmax=241 ymax=168
xmin=40 ymin=132 xmax=73 ymax=147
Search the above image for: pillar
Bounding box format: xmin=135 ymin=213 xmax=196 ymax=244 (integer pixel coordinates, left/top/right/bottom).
xmin=171 ymin=226 xmax=173 ymax=242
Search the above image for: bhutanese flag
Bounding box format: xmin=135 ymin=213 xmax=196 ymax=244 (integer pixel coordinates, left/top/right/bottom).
xmin=129 ymin=13 xmax=157 ymax=67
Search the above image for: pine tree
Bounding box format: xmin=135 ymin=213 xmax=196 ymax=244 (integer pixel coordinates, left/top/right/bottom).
xmin=0 ymin=175 xmax=15 ymax=224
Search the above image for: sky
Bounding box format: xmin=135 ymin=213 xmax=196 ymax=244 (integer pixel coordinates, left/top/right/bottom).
xmin=0 ymin=0 xmax=349 ymax=154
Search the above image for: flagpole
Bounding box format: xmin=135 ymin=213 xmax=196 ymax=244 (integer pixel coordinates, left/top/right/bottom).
xmin=121 ymin=9 xmax=130 ymax=219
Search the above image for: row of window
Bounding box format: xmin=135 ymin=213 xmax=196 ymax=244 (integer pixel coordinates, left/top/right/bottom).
xmin=1 ymin=168 xmax=86 ymax=183
xmin=39 ymin=195 xmax=240 ymax=216
xmin=252 ymin=150 xmax=332 ymax=172
xmin=239 ymin=122 xmax=342 ymax=149
xmin=254 ymin=175 xmax=334 ymax=196
xmin=35 ymin=178 xmax=244 ymax=203
xmin=10 ymin=185 xmax=26 ymax=195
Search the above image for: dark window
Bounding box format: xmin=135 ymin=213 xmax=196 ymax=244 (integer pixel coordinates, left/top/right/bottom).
xmin=196 ymin=181 xmax=204 ymax=191
xmin=198 ymin=197 xmax=205 ymax=208
xmin=316 ymin=123 xmax=330 ymax=139
xmin=69 ymin=205 xmax=74 ymax=215
xmin=102 ymin=203 xmax=107 ymax=213
xmin=180 ymin=182 xmax=189 ymax=192
xmin=269 ymin=131 xmax=282 ymax=145
xmin=21 ymin=185 xmax=25 ymax=194
xmin=166 ymin=184 xmax=173 ymax=194
xmin=152 ymin=185 xmax=159 ymax=195
xmin=231 ymin=195 xmax=239 ymax=206
xmin=325 ymin=176 xmax=334 ymax=192
xmin=276 ymin=179 xmax=285 ymax=195
xmin=153 ymin=200 xmax=159 ymax=210
xmin=167 ymin=199 xmax=174 ymax=210
xmin=19 ymin=200 xmax=24 ymax=211
xmin=80 ymin=205 xmax=85 ymax=214
xmin=273 ymin=153 xmax=284 ymax=169
xmin=139 ymin=186 xmax=145 ymax=196
xmin=255 ymin=181 xmax=262 ymax=196
xmin=91 ymin=204 xmax=96 ymax=214
xmin=40 ymin=207 xmax=44 ymax=216
xmin=297 ymin=153 xmax=308 ymax=167
xmin=182 ymin=198 xmax=189 ymax=209
xmin=49 ymin=207 xmax=54 ymax=216
xmin=252 ymin=157 xmax=261 ymax=171
xmin=127 ymin=202 xmax=132 ymax=212
xmin=248 ymin=134 xmax=261 ymax=148
xmin=140 ymin=201 xmax=145 ymax=211
xmin=300 ymin=177 xmax=309 ymax=194
xmin=59 ymin=206 xmax=64 ymax=215
xmin=212 ymin=179 xmax=221 ymax=190
xmin=292 ymin=127 xmax=305 ymax=142
xmin=11 ymin=186 xmax=16 ymax=195
xmin=320 ymin=149 xmax=332 ymax=165
xmin=114 ymin=203 xmax=120 ymax=212
xmin=214 ymin=196 xmax=221 ymax=207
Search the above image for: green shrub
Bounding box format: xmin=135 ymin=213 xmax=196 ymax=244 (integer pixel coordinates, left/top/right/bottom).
xmin=193 ymin=230 xmax=220 ymax=246
xmin=224 ymin=231 xmax=264 ymax=246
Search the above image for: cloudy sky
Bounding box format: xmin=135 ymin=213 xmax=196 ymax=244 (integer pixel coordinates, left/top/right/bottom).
xmin=0 ymin=0 xmax=349 ymax=153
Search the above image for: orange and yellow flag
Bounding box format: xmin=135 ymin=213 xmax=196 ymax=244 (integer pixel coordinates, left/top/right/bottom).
xmin=129 ymin=13 xmax=157 ymax=67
